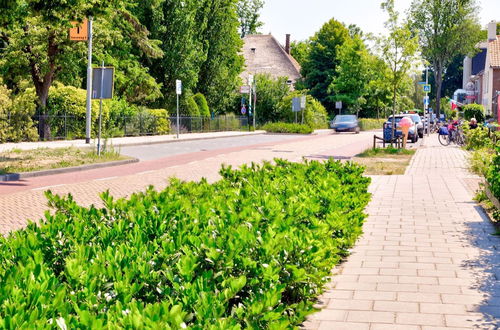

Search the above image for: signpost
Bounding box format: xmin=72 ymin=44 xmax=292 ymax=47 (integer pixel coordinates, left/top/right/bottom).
xmin=335 ymin=101 xmax=342 ymax=115
xmin=71 ymin=17 xmax=93 ymax=144
xmin=240 ymin=85 xmax=250 ymax=94
xmin=176 ymin=80 xmax=182 ymax=139
xmin=423 ymin=84 xmax=431 ymax=93
xmin=91 ymin=63 xmax=114 ymax=156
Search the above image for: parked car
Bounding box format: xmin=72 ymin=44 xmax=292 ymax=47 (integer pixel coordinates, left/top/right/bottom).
xmin=330 ymin=115 xmax=360 ymax=133
xmin=409 ymin=114 xmax=424 ymax=138
xmin=383 ymin=115 xmax=418 ymax=143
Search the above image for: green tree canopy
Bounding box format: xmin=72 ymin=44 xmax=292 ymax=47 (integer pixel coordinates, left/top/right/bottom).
xmin=301 ymin=18 xmax=349 ymax=112
xmin=330 ymin=36 xmax=371 ymax=116
xmin=410 ymin=0 xmax=482 ymax=117
xmin=236 ymin=0 xmax=264 ymax=37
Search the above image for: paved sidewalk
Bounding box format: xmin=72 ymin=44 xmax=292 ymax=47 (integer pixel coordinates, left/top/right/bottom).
xmin=304 ymin=136 xmax=500 ymax=329
xmin=0 ymin=130 xmax=266 ymax=152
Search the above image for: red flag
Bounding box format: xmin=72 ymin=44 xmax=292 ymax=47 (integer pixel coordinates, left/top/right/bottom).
xmin=451 ymin=100 xmax=457 ymax=111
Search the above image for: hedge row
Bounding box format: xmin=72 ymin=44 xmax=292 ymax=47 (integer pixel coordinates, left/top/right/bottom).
xmin=0 ymin=159 xmax=370 ymax=328
xmin=487 ymin=146 xmax=500 ymax=201
xmin=358 ymin=118 xmax=386 ymax=131
xmin=261 ymin=122 xmax=314 ymax=134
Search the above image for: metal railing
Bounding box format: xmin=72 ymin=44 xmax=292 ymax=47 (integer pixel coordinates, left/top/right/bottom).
xmin=0 ymin=113 xmax=250 ymax=142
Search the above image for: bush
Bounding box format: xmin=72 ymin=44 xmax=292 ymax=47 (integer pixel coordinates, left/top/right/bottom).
xmin=462 ymin=125 xmax=493 ymax=150
xmin=470 ymin=148 xmax=495 ymax=176
xmin=463 ymin=104 xmax=485 ymax=123
xmin=147 ymin=109 xmax=171 ymax=134
xmin=0 ymin=84 xmax=38 ymax=142
xmin=359 ymin=118 xmax=386 ymax=131
xmin=276 ymin=93 xmax=328 ymax=129
xmin=46 ymin=83 xmax=110 ymax=139
xmin=193 ymin=93 xmax=210 ymax=117
xmin=184 ymin=96 xmax=200 ymax=116
xmin=262 ymin=122 xmax=314 ymax=134
xmin=487 ymin=146 xmax=500 ymax=200
xmin=0 ymin=159 xmax=370 ymax=328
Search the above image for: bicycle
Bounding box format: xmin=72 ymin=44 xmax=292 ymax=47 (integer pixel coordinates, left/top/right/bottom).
xmin=438 ymin=125 xmax=466 ymax=146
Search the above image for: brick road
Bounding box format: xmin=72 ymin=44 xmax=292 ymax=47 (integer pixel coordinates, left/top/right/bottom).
xmin=0 ymin=131 xmax=373 ymax=234
xmin=304 ymin=136 xmax=500 ymax=329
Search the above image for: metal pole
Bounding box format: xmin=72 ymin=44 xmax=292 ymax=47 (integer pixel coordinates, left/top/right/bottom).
xmin=249 ymin=84 xmax=253 ymax=128
xmin=97 ymin=61 xmax=104 ymax=156
xmin=253 ymin=86 xmax=256 ymax=128
xmin=426 ymin=68 xmax=429 ymax=137
xmin=85 ymin=17 xmax=93 ymax=144
xmin=176 ymin=94 xmax=180 ymax=139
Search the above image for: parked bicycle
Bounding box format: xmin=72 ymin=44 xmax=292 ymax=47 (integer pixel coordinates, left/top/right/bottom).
xmin=438 ymin=120 xmax=466 ymax=146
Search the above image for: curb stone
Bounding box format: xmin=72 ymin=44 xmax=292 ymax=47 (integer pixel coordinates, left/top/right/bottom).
xmin=0 ymin=158 xmax=139 ymax=182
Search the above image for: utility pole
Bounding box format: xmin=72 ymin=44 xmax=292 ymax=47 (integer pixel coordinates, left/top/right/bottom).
xmin=85 ymin=17 xmax=93 ymax=144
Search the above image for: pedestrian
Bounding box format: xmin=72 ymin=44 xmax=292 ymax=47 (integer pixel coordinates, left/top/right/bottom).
xmin=469 ymin=118 xmax=478 ymax=129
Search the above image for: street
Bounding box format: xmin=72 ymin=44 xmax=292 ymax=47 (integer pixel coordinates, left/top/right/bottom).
xmin=0 ymin=131 xmax=375 ymax=234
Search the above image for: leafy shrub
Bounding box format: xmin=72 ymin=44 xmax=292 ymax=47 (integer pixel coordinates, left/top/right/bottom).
xmin=193 ymin=93 xmax=210 ymax=117
xmin=470 ymin=148 xmax=494 ymax=176
xmin=123 ymin=108 xmax=171 ymax=136
xmin=0 ymin=84 xmax=38 ymax=142
xmin=184 ymin=96 xmax=200 ymax=116
xmin=276 ymin=93 xmax=328 ymax=129
xmin=487 ymin=146 xmax=500 ymax=200
xmin=462 ymin=125 xmax=492 ymax=150
xmin=463 ymin=104 xmax=485 ymax=123
xmin=359 ymin=118 xmax=386 ymax=131
xmin=46 ymin=83 xmax=110 ymax=139
xmin=147 ymin=109 xmax=171 ymax=134
xmin=0 ymin=159 xmax=370 ymax=328
xmin=262 ymin=122 xmax=314 ymax=134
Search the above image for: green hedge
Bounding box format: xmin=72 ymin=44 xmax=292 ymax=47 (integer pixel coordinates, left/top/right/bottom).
xmin=0 ymin=159 xmax=370 ymax=328
xmin=487 ymin=146 xmax=500 ymax=200
xmin=262 ymin=122 xmax=314 ymax=134
xmin=463 ymin=104 xmax=485 ymax=123
xmin=358 ymin=118 xmax=385 ymax=131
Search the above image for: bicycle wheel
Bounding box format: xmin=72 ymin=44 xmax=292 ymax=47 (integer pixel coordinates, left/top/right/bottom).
xmin=438 ymin=133 xmax=451 ymax=146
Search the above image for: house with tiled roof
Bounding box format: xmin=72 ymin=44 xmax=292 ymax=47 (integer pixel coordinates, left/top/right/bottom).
xmin=463 ymin=21 xmax=500 ymax=117
xmin=241 ymin=34 xmax=301 ymax=87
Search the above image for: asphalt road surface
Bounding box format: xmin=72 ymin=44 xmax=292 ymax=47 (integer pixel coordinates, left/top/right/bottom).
xmin=119 ymin=134 xmax=309 ymax=161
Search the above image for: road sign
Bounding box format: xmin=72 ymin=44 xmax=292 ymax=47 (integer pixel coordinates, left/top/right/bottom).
xmin=240 ymin=85 xmax=250 ymax=94
xmin=241 ymin=105 xmax=247 ymax=115
xmin=335 ymin=101 xmax=342 ymax=109
xmin=176 ymin=80 xmax=182 ymax=95
xmin=423 ymin=96 xmax=429 ymax=106
xmin=300 ymin=96 xmax=306 ymax=110
xmin=417 ymin=81 xmax=426 ymax=85
xmin=70 ymin=19 xmax=88 ymax=41
xmin=292 ymin=97 xmax=301 ymax=112
xmin=91 ymin=67 xmax=114 ymax=99
xmin=423 ymin=84 xmax=431 ymax=93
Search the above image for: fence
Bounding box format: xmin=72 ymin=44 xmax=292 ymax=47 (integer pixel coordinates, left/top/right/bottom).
xmin=0 ymin=113 xmax=250 ymax=142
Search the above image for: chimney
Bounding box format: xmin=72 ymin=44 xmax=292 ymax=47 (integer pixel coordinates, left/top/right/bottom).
xmin=285 ymin=34 xmax=291 ymax=55
xmin=488 ymin=20 xmax=497 ymax=41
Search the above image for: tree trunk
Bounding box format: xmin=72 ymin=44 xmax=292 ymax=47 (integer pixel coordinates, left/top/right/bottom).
xmin=434 ymin=63 xmax=443 ymax=120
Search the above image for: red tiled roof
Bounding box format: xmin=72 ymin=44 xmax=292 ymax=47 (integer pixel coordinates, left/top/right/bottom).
xmin=491 ymin=36 xmax=500 ymax=68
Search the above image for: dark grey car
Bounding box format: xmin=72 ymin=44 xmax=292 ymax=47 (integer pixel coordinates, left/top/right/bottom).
xmin=330 ymin=115 xmax=360 ymax=133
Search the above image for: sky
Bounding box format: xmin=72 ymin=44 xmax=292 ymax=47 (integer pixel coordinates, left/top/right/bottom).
xmin=259 ymin=0 xmax=500 ymax=43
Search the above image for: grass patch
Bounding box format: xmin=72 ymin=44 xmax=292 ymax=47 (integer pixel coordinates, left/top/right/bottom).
xmin=0 ymin=146 xmax=129 ymax=175
xmin=353 ymin=147 xmax=416 ymax=175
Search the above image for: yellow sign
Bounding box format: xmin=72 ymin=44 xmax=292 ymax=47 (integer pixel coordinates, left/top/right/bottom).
xmin=69 ymin=19 xmax=88 ymax=41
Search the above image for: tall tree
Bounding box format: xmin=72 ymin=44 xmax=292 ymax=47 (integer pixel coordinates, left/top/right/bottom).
xmin=330 ymin=35 xmax=371 ymax=116
xmin=0 ymin=1 xmax=162 ymax=119
xmin=378 ymin=0 xmax=419 ymax=135
xmin=410 ymin=0 xmax=482 ymax=118
xmin=236 ymin=0 xmax=264 ymax=37
xmin=290 ymin=40 xmax=311 ymax=67
xmin=301 ymin=18 xmax=349 ymax=112
xmin=195 ymin=0 xmax=244 ymax=113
